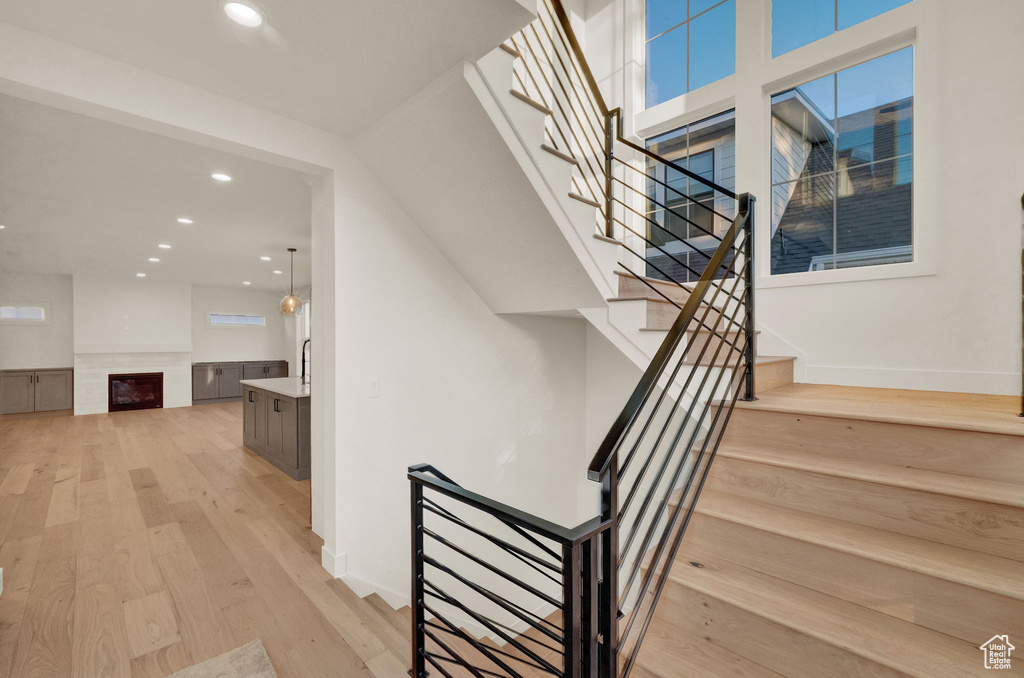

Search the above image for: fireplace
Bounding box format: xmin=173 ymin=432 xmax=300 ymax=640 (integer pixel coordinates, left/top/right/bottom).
xmin=108 ymin=372 xmax=164 ymax=412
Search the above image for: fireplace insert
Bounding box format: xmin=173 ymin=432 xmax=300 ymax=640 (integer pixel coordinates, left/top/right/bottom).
xmin=108 ymin=372 xmax=164 ymax=412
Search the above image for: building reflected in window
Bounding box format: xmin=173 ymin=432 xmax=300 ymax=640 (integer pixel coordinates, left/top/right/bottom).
xmin=770 ymin=48 xmax=913 ymax=274
xmin=645 ymin=110 xmax=736 ymax=282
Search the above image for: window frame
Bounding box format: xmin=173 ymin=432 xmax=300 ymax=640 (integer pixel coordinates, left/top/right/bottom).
xmin=767 ymin=46 xmax=915 ymax=277
xmin=633 ymin=0 xmax=931 ymax=289
xmin=206 ymin=312 xmax=268 ymax=330
xmin=643 ymin=0 xmax=737 ymax=108
xmin=770 ymin=0 xmax=914 ymax=59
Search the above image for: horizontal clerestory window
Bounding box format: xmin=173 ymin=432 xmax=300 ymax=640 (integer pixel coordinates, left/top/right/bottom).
xmin=208 ymin=313 xmax=266 ymax=327
xmin=0 ymin=306 xmax=46 ymax=322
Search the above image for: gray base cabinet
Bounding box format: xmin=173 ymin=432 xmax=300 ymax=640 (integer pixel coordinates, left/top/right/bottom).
xmin=241 ymin=384 xmax=310 ymax=480
xmin=0 ymin=369 xmax=74 ymax=414
xmin=193 ymin=361 xmax=287 ymax=404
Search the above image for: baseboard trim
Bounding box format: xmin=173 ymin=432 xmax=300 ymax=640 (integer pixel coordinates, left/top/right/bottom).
xmin=805 ymin=364 xmax=1019 ymax=396
xmin=321 ymin=545 xmax=346 ymax=578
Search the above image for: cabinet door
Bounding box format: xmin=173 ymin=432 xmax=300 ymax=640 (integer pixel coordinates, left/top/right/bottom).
xmin=218 ymin=363 xmax=243 ymax=398
xmin=253 ymin=390 xmax=268 ymax=444
xmin=243 ymin=388 xmax=257 ymax=439
xmin=278 ymin=397 xmax=299 ymax=467
xmin=0 ymin=372 xmax=35 ymax=414
xmin=265 ymin=362 xmax=288 ymax=379
xmin=34 ymin=370 xmax=73 ymax=412
xmin=192 ymin=365 xmax=219 ymax=400
xmin=242 ymin=362 xmax=264 ymax=380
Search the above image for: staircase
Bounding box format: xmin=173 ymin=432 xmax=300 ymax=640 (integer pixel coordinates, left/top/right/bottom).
xmin=397 ymin=1 xmax=1023 ymax=677
xmin=635 ymin=384 xmax=1024 ymax=678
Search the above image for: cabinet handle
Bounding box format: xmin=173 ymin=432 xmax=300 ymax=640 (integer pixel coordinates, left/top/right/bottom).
xmin=248 ymin=391 xmax=254 ymax=403
xmin=274 ymin=398 xmax=280 ymax=413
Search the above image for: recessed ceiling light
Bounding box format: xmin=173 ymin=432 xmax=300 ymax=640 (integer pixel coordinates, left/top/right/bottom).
xmin=136 ymin=273 xmax=147 ymax=278
xmin=0 ymin=225 xmax=5 ymax=229
xmin=148 ymin=258 xmax=160 ymax=262
xmin=211 ymin=173 xmax=232 ymax=182
xmin=273 ymin=270 xmax=282 ymax=275
xmin=158 ymin=244 xmax=172 ymax=249
xmin=177 ymin=218 xmax=193 ymax=224
xmin=242 ymin=281 xmax=251 ymax=285
xmin=260 ymin=256 xmax=271 ymax=261
xmin=224 ymin=2 xmax=265 ymax=27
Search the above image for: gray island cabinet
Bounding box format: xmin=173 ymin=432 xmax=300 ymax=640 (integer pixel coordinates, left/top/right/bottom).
xmin=241 ymin=377 xmax=310 ymax=480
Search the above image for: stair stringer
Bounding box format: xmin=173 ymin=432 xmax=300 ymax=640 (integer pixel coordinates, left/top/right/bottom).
xmin=472 ymin=46 xmax=749 ymax=403
xmin=471 ymin=48 xmax=619 ymax=301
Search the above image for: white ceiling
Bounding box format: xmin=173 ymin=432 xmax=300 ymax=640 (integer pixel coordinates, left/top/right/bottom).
xmin=0 ymin=0 xmax=532 ymax=137
xmin=0 ymin=93 xmax=313 ymax=292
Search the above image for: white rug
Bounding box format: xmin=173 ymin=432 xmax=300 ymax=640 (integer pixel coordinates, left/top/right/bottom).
xmin=167 ymin=639 xmax=278 ymax=678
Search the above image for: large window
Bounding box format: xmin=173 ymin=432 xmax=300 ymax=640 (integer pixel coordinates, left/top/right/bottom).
xmin=769 ymin=48 xmax=913 ymax=275
xmin=645 ymin=110 xmax=736 ymax=282
xmin=772 ymin=0 xmax=912 ymax=58
xmin=646 ymin=0 xmax=736 ymax=107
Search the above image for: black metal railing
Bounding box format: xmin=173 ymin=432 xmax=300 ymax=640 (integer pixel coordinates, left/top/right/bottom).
xmin=410 ymin=465 xmax=611 ymax=677
xmin=410 ymin=0 xmax=757 ymax=674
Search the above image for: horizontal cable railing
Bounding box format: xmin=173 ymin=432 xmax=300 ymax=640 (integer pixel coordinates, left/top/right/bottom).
xmin=412 ymin=0 xmax=757 ymax=675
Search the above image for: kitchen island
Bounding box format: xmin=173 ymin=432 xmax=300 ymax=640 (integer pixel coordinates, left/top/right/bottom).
xmin=240 ymin=377 xmax=310 ymax=480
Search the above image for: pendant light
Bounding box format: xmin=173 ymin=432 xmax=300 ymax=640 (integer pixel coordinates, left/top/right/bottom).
xmin=280 ymin=248 xmax=304 ymax=316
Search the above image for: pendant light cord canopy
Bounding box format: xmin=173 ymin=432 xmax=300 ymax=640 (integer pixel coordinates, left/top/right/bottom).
xmin=280 ymin=247 xmax=303 ymax=316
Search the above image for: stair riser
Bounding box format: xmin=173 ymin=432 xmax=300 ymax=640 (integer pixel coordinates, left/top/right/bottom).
xmin=653 ymin=578 xmax=906 ymax=678
xmin=706 ymin=456 xmax=1024 ymax=563
xmin=644 ymin=300 xmax=736 ymax=331
xmin=618 ymin=274 xmax=693 ymax=304
xmin=754 ymin=358 xmax=794 ymax=393
xmin=683 ymin=330 xmax=746 ymax=366
xmin=723 ymin=408 xmax=1024 ymax=485
xmin=684 ymin=512 xmax=1024 ymax=646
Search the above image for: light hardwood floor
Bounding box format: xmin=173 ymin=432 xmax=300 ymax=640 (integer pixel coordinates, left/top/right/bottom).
xmin=0 ymin=403 xmax=411 ymax=678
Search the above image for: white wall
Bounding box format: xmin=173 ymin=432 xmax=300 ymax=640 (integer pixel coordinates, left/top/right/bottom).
xmin=190 ymin=284 xmax=291 ymax=367
xmin=73 ymin=275 xmax=191 ymax=353
xmin=0 ymin=270 xmax=73 ymax=369
xmin=328 ymin=145 xmax=594 ymax=602
xmin=585 ymin=0 xmax=1024 ymax=395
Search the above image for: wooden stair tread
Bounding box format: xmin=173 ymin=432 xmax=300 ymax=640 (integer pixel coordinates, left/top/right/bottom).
xmin=636 ymin=613 xmax=784 ymax=678
xmin=508 ymin=89 xmax=552 ymax=115
xmin=613 ymin=269 xmax=696 ymax=289
xmin=735 ymin=383 xmax=1024 ymax=437
xmin=592 ymin=233 xmax=620 ymax=245
xmin=664 ymin=547 xmax=983 ymax=678
xmin=364 ymin=593 xmax=411 ymax=637
xmin=695 ymin=489 xmax=1024 ymax=601
xmin=717 ymin=443 xmax=1024 ymax=507
xmin=499 ymin=42 xmax=521 ymax=58
xmin=567 ymin=191 xmax=600 ymax=207
xmin=540 ymin=143 xmax=578 ymax=165
xmin=686 ymin=354 xmax=793 ymax=367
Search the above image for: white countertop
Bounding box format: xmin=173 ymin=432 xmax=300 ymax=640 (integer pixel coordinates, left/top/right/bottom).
xmin=240 ymin=376 xmax=310 ymax=399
